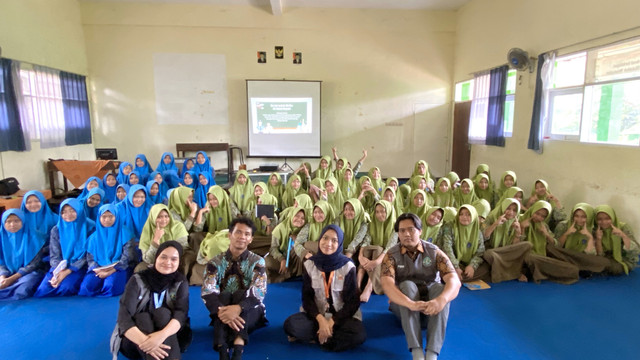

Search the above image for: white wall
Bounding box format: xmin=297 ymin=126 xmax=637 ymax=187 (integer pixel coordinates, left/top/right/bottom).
xmin=454 ymin=0 xmax=640 ymax=235
xmin=0 ymin=0 xmax=94 ymax=190
xmin=80 ymin=2 xmax=456 ymax=179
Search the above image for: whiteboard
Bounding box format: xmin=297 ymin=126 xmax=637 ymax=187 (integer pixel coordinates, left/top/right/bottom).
xmin=153 ymin=53 xmax=228 ymax=125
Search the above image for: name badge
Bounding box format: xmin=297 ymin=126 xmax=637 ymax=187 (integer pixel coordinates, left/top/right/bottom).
xmin=398 ymin=265 xmax=405 ymax=269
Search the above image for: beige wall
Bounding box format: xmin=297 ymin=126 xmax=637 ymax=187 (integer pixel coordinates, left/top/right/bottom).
xmin=0 ymin=0 xmax=94 ymax=190
xmin=455 ymin=0 xmax=640 ymax=234
xmin=81 ymin=2 xmax=456 ymax=179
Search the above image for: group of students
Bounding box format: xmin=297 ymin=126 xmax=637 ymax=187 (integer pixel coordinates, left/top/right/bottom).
xmin=1 ymin=148 xmax=638 ymax=359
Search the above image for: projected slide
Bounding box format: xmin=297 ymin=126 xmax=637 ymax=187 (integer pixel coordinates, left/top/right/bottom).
xmin=251 ymin=98 xmax=312 ymax=134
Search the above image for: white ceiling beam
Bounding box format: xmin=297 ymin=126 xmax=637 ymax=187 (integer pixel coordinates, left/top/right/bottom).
xmin=270 ymin=0 xmax=283 ymax=16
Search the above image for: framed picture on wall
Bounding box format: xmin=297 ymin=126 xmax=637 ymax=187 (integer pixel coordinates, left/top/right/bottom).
xmin=257 ymin=51 xmax=266 ymax=63
xmin=293 ymin=52 xmax=302 ymax=64
xmin=275 ymin=46 xmax=284 ymax=59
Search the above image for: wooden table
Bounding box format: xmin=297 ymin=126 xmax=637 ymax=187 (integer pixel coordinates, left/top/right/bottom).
xmin=0 ymin=189 xmax=52 ymax=210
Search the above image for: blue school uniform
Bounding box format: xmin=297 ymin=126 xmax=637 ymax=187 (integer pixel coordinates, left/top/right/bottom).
xmin=79 ymin=205 xmax=134 ymax=297
xmin=34 ymin=199 xmax=95 ymax=297
xmin=192 ymin=151 xmax=216 ymax=184
xmin=0 ymin=210 xmax=49 ymax=300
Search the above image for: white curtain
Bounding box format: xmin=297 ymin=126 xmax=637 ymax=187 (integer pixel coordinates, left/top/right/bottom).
xmin=16 ymin=64 xmax=65 ymax=148
xmin=468 ymin=71 xmax=490 ymax=143
xmin=539 ymin=51 xmax=557 ymax=146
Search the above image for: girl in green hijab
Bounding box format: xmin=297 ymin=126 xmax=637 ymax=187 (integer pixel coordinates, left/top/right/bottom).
xmin=137 ymin=204 xmax=190 ymax=274
xmin=520 ymin=200 xmax=580 ymax=284
xmin=293 ymin=200 xmax=336 ymax=260
xmin=445 ymin=171 xmax=461 ymax=190
xmin=279 ymin=194 xmax=313 ymax=225
xmin=406 ymin=189 xmax=429 ymax=219
xmin=368 ymin=167 xmax=385 ymax=195
xmin=593 ymin=205 xmax=639 ymax=275
xmin=484 ymin=198 xmax=522 ymax=249
xmin=193 ymin=185 xmax=233 ymax=235
xmin=338 ymin=167 xmax=358 ymax=200
xmin=309 ymin=178 xmax=326 ymax=203
xmin=338 ymin=198 xmax=371 ymax=257
xmin=472 ymin=198 xmax=491 ymax=231
xmin=266 ymin=208 xmax=307 ymax=283
xmin=190 ymin=229 xmax=231 ymax=285
xmin=543 ymin=203 xmax=610 ymax=276
xmin=324 ymin=177 xmax=345 ymax=217
xmin=382 ymin=186 xmax=404 ymax=221
xmin=525 ymin=179 xmax=567 ymax=230
xmin=473 ymin=173 xmax=495 ymax=208
xmin=433 ymin=178 xmax=455 ymax=207
xmin=520 ymin=200 xmax=554 ymax=256
xmin=358 ymin=200 xmax=398 ymax=302
xmin=437 ymin=205 xmax=487 ymax=282
xmin=312 ymin=155 xmax=333 ymax=180
xmin=281 ymin=174 xmax=305 ymax=209
xmin=421 ymin=207 xmax=445 ymax=244
xmin=167 ymin=186 xmax=197 ymax=232
xmin=229 ymin=170 xmax=253 ymax=217
xmin=494 ymin=170 xmax=517 ymax=204
xmin=475 ymin=163 xmax=495 ymax=190
xmin=407 ymin=160 xmax=431 ymax=190
xmin=495 ymin=186 xmax=525 ymax=212
xmin=357 ymin=176 xmax=380 ymax=214
xmin=481 ymin=198 xmax=533 ymax=283
xmin=267 ymin=172 xmax=285 ymax=212
xmin=454 ymin=178 xmax=479 ymax=206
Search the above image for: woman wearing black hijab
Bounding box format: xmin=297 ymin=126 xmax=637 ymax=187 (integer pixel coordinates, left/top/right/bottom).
xmin=113 ymin=241 xmax=191 ymax=360
xmin=283 ymin=224 xmax=367 ymax=352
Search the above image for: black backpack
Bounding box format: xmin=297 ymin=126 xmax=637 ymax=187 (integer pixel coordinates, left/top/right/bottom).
xmin=0 ymin=177 xmax=19 ymax=196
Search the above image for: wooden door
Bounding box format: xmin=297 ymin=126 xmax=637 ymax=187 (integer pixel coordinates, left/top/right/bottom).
xmin=451 ymin=101 xmax=472 ymax=178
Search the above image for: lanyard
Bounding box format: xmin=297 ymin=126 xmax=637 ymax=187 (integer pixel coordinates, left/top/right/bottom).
xmin=153 ymin=290 xmax=166 ymax=309
xmin=320 ymin=271 xmax=335 ymax=299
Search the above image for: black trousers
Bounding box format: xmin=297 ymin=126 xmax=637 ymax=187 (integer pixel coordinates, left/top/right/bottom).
xmin=283 ymin=312 xmax=366 ymax=352
xmin=212 ymin=291 xmax=267 ymax=350
xmin=120 ymin=308 xmax=182 ymax=360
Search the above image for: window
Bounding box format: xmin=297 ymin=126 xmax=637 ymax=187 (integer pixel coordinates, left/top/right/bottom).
xmin=19 ymin=65 xmax=66 ymax=144
xmin=455 ymin=69 xmax=516 ymax=137
xmin=546 ymin=37 xmax=640 ymax=146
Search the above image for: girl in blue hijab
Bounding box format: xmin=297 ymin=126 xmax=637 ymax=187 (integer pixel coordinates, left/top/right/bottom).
xmin=149 ymin=171 xmax=169 ymax=198
xmin=134 ymin=154 xmax=154 ymax=184
xmin=155 ymin=152 xmax=181 ymax=188
xmin=193 ymin=151 xmax=215 ymax=181
xmin=195 ymin=171 xmax=214 ymax=208
xmin=20 ymin=190 xmax=59 ymax=239
xmin=117 ymin=184 xmax=152 ymax=239
xmin=127 ymin=170 xmax=142 ymax=187
xmin=102 ymin=173 xmax=118 ymax=204
xmin=113 ymin=184 xmax=130 ymax=205
xmin=79 ymin=204 xmax=135 ymax=297
xmin=146 ymin=180 xmax=165 ymax=205
xmin=77 ymin=176 xmax=103 ymax=201
xmin=117 ymin=162 xmax=133 ymax=185
xmin=34 ymin=198 xmax=95 ymax=297
xmin=181 ymin=157 xmax=195 ymax=176
xmin=83 ymin=187 xmax=105 ymax=221
xmin=0 ymin=210 xmax=49 ymax=300
xmin=181 ymin=170 xmax=197 ymax=189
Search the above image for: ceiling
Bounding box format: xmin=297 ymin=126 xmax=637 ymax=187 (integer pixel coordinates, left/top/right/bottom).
xmin=83 ymin=0 xmax=471 ymax=15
